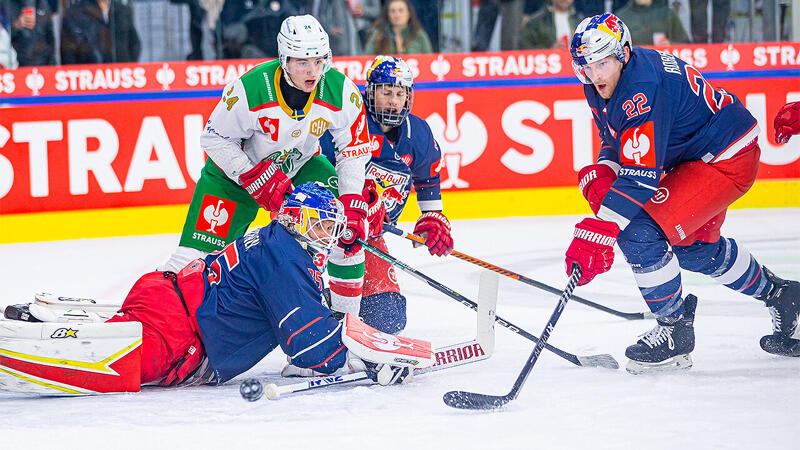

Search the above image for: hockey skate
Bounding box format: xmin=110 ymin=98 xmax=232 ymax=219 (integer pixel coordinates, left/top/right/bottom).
xmin=3 ymin=293 xmax=119 ymax=323
xmin=625 ymin=295 xmax=697 ymax=375
xmin=758 ymin=268 xmax=800 ymax=357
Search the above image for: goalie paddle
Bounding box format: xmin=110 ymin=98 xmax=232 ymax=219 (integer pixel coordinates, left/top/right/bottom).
xmin=443 ymin=264 xmax=582 ymax=410
xmin=383 ymin=224 xmax=653 ymax=321
xmin=357 ymin=238 xmax=618 ymax=370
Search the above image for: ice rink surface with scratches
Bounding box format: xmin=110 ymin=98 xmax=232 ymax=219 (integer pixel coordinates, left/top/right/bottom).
xmin=1 ymin=208 xmax=798 ymax=449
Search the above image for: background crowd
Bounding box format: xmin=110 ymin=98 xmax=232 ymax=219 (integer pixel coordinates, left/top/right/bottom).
xmin=0 ymin=0 xmax=796 ymax=68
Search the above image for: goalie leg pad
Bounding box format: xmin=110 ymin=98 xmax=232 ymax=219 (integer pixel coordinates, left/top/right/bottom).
xmin=0 ymin=321 xmax=142 ymax=395
xmin=342 ymin=313 xmax=433 ymax=368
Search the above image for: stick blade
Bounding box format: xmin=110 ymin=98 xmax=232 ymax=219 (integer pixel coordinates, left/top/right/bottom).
xmin=443 ymin=390 xmax=510 ymax=410
xmin=577 ymin=353 xmax=620 ymax=369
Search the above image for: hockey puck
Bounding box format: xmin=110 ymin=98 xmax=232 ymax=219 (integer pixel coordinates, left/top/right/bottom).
xmin=239 ymin=378 xmax=264 ymax=402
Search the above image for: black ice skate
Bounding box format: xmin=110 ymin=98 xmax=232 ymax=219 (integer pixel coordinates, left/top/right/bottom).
xmin=625 ymin=295 xmax=697 ymax=375
xmin=758 ymin=268 xmax=800 ymax=357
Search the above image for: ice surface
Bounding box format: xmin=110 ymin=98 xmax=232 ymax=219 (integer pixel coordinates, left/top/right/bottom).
xmin=1 ymin=209 xmax=798 ymax=449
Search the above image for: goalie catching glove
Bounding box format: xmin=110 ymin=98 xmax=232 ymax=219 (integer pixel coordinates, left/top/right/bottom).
xmin=565 ymin=218 xmax=619 ymax=286
xmin=239 ymin=160 xmax=293 ymax=212
xmin=338 ymin=193 xmax=368 ymax=255
xmin=774 ymin=101 xmax=800 ymax=144
xmin=413 ymin=211 xmax=454 ymax=257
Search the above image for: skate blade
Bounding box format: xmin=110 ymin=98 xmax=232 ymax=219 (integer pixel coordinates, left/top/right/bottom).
xmin=760 ymin=337 xmax=800 ymax=357
xmin=626 ymin=354 xmax=692 ymax=375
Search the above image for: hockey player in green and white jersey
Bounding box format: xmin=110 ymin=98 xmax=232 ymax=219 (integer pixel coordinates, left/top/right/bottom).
xmin=161 ymin=15 xmax=372 ymax=316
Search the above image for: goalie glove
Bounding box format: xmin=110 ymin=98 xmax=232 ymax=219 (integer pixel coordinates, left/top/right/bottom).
xmin=565 ymin=218 xmax=619 ymax=286
xmin=362 ymin=179 xmax=387 ymax=238
xmin=413 ymin=211 xmax=454 ymax=257
xmin=578 ymin=163 xmax=617 ymax=216
xmin=239 ymin=160 xmax=293 ymax=212
xmin=774 ymin=101 xmax=800 ymax=144
xmin=338 ymin=193 xmax=368 ymax=256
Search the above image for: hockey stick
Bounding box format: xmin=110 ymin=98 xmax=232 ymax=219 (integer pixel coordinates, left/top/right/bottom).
xmin=383 ymin=224 xmax=654 ymax=321
xmin=443 ymin=264 xmax=582 ymax=410
xmin=258 ymin=271 xmax=499 ymax=400
xmin=358 ymin=238 xmax=619 ymax=370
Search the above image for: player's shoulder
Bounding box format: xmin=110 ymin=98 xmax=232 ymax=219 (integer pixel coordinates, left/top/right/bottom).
xmin=406 ymin=114 xmax=435 ymax=141
xmin=238 ymin=59 xmax=281 ymax=110
xmin=316 ymin=68 xmax=359 ymax=111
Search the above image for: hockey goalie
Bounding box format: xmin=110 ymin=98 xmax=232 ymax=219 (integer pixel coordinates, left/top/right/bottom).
xmin=0 ymin=183 xmax=433 ymax=395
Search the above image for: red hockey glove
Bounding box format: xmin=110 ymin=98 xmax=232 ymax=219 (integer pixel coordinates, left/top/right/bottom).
xmin=565 ymin=218 xmax=619 ymax=286
xmin=774 ymin=101 xmax=800 ymax=144
xmin=413 ymin=211 xmax=454 ymax=257
xmin=578 ymin=163 xmax=617 ymax=216
xmin=239 ymin=160 xmax=293 ymax=212
xmin=362 ymin=179 xmax=386 ymax=238
xmin=338 ymin=193 xmax=368 ymax=256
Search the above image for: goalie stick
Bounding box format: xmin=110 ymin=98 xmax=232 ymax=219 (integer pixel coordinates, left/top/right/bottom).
xmin=255 ymin=271 xmax=499 ymax=401
xmin=383 ymin=224 xmax=654 ymax=321
xmin=357 ymin=238 xmax=618 ymax=370
xmin=443 ymin=264 xmax=582 ymax=411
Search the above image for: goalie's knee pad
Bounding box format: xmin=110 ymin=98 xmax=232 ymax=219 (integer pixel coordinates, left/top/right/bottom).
xmin=360 ymin=291 xmax=407 ymax=334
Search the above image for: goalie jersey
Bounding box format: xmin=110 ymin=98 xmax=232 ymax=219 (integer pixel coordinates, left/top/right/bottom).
xmin=587 ymin=47 xmax=759 ymax=229
xmin=321 ymin=111 xmax=444 ymax=223
xmin=200 ymin=59 xmax=372 ymax=196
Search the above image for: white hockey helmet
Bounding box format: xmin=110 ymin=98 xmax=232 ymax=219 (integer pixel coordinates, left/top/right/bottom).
xmin=570 ymin=13 xmax=632 ymax=84
xmin=277 ymin=15 xmax=332 ymax=77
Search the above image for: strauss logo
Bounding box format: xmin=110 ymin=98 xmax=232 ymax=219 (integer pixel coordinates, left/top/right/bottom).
xmin=426 ymin=93 xmax=488 ymax=189
xmin=203 ymin=200 xmax=229 ymax=234
xmin=622 ymin=128 xmax=651 ymax=166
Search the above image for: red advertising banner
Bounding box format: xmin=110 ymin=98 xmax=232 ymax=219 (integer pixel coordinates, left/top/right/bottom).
xmin=1 ymin=44 xmax=798 ymax=216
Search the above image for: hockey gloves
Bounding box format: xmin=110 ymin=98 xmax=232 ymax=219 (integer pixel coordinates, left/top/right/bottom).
xmin=578 ymin=163 xmax=617 ymax=216
xmin=413 ymin=211 xmax=454 ymax=257
xmin=362 ymin=179 xmax=387 ymax=238
xmin=239 ymin=160 xmax=293 ymax=212
xmin=774 ymin=101 xmax=800 ymax=144
xmin=565 ymin=218 xmax=619 ymax=286
xmin=338 ymin=193 xmax=368 ymax=256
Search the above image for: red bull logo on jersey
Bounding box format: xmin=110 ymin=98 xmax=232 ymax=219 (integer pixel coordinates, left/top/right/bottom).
xmin=366 ymin=163 xmax=410 ymax=208
xmin=621 ymin=122 xmax=655 ymax=167
xmin=196 ymin=194 xmax=235 ymax=238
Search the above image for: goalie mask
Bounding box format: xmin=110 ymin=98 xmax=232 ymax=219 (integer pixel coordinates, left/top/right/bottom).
xmin=277 ymin=15 xmax=332 ymax=88
xmin=365 ymin=55 xmax=415 ymax=127
xmin=570 ymin=14 xmax=631 ymax=84
xmin=277 ymin=182 xmax=346 ymax=253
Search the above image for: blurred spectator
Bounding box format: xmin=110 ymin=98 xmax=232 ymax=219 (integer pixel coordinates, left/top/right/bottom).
xmin=311 ymin=0 xmax=361 ymax=56
xmin=221 ymin=21 xmax=268 ymax=59
xmin=408 ymin=0 xmax=438 ymax=52
xmin=616 ymin=0 xmax=689 ymax=45
xmin=1 ymin=3 xmax=19 ymax=68
xmin=348 ymin=0 xmax=381 ymax=46
xmin=520 ymin=0 xmax=582 ymax=49
xmin=690 ymin=0 xmax=729 ymax=43
xmin=60 ymin=0 xmax=141 ymax=64
xmin=364 ymin=0 xmax=432 ymax=55
xmin=169 ymin=0 xmax=205 ymax=60
xmin=218 ymin=0 xmax=297 ymax=59
xmin=8 ymin=0 xmax=55 ymax=66
xmin=472 ymin=0 xmax=524 ymax=51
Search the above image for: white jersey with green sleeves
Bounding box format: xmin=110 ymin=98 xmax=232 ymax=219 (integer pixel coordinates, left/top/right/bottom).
xmin=199 ymin=59 xmax=371 ymax=196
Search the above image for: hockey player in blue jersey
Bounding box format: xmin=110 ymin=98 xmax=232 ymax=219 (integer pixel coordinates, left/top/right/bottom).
xmin=2 ymin=182 xmax=420 ymax=391
xmin=319 ymin=55 xmax=453 ymax=335
xmin=563 ymin=14 xmax=800 ymax=373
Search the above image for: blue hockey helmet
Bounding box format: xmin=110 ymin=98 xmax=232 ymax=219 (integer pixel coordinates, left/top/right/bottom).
xmin=570 ymin=14 xmax=632 ymax=84
xmin=365 ymin=55 xmax=415 ymax=127
xmin=277 ymin=182 xmax=345 ymax=252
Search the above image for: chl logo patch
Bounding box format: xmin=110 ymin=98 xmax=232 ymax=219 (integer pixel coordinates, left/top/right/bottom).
xmin=197 ymin=194 xmax=236 ymax=238
xmin=309 ymin=117 xmax=330 ymax=137
xmin=620 ymin=122 xmax=655 ymax=167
